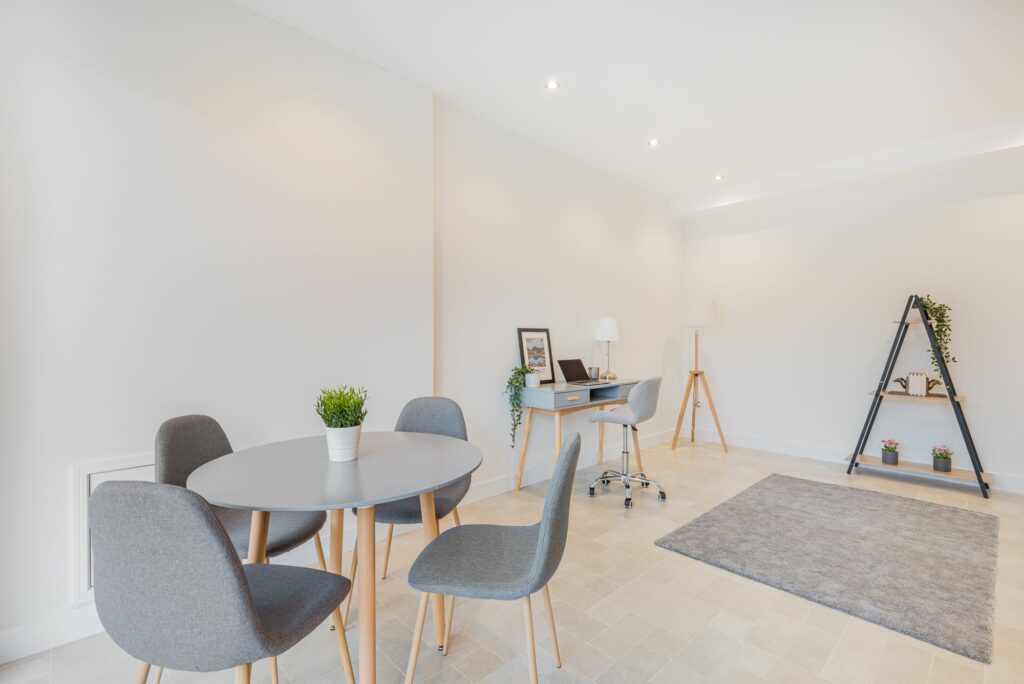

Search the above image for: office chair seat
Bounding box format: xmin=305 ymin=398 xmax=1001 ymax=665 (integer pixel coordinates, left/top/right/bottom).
xmin=218 ymin=507 xmax=327 ymax=558
xmin=408 ymin=523 xmax=541 ymax=600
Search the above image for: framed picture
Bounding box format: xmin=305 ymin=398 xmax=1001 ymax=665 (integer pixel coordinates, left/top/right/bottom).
xmin=517 ymin=328 xmax=555 ymax=384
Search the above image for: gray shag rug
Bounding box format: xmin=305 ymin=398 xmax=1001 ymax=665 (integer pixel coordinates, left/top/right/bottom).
xmin=655 ymin=474 xmax=998 ymax=662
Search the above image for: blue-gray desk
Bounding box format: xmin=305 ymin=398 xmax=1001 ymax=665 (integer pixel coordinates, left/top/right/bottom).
xmin=515 ymin=378 xmax=639 ymax=489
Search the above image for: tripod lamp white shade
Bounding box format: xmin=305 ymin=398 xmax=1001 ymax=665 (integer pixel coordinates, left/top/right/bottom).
xmin=681 ymin=299 xmax=716 ymax=328
xmin=594 ymin=317 xmax=620 ymax=342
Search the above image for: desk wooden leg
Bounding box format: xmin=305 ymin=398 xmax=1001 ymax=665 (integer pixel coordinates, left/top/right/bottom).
xmin=597 ymin=405 xmax=605 ymax=461
xmin=357 ymin=506 xmax=377 ymax=683
xmin=247 ymin=512 xmax=269 ymax=564
xmin=671 ymin=374 xmax=695 ymax=449
xmin=328 ymin=510 xmax=344 ymax=630
xmin=631 ymin=426 xmax=644 ymax=473
xmin=553 ymin=410 xmax=563 ymax=461
xmin=418 ymin=492 xmax=445 ymax=649
xmin=514 ymin=408 xmax=534 ymax=490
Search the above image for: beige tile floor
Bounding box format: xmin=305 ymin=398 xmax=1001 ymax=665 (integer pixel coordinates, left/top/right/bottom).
xmin=3 ymin=442 xmax=1024 ymax=684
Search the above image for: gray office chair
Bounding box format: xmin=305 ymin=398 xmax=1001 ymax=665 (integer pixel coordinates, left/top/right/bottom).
xmin=90 ymin=481 xmax=354 ymax=684
xmin=403 ymin=433 xmax=582 ymax=684
xmin=155 ymin=415 xmax=328 ymax=563
xmin=588 ymin=377 xmax=667 ymax=508
xmin=344 ymin=397 xmax=470 ymax=621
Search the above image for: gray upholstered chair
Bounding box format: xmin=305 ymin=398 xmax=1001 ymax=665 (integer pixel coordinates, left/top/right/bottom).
xmin=90 ymin=481 xmax=354 ymax=684
xmin=403 ymin=432 xmax=582 ymax=684
xmin=588 ymin=377 xmax=667 ymax=508
xmin=155 ymin=415 xmax=329 ymax=564
xmin=344 ymin=397 xmax=470 ymax=620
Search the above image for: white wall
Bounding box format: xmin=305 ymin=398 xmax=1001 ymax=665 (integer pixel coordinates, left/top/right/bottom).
xmin=678 ymin=159 xmax=1024 ymax=493
xmin=0 ymin=0 xmax=434 ymax=653
xmin=433 ymin=101 xmax=685 ymax=492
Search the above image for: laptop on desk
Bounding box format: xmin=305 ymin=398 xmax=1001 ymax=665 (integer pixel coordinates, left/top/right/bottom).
xmin=557 ymin=359 xmax=610 ymax=386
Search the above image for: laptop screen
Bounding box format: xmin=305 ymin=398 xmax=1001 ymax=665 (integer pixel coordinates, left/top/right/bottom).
xmin=557 ymin=359 xmax=590 ymax=382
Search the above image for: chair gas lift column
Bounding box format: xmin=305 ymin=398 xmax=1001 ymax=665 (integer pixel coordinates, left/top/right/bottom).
xmin=588 ymin=378 xmax=667 ymax=508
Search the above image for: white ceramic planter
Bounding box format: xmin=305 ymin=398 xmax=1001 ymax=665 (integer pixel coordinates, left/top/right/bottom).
xmin=325 ymin=424 xmax=362 ymax=462
xmin=525 ymin=373 xmax=541 ymax=388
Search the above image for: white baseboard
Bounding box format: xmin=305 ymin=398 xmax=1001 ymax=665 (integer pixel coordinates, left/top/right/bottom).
xmin=692 ymin=427 xmax=1024 ymax=494
xmin=2 ymin=431 xmax=676 ymax=666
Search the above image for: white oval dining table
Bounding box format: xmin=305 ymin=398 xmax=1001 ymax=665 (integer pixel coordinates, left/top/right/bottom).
xmin=187 ymin=431 xmax=483 ymax=684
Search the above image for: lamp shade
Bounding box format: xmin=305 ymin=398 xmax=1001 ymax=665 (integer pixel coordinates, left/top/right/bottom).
xmin=681 ymin=299 xmax=716 ymax=328
xmin=594 ymin=317 xmax=620 ymax=342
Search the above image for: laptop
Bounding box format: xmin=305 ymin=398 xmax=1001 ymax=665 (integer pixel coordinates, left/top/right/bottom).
xmin=557 ymin=359 xmax=609 ymax=386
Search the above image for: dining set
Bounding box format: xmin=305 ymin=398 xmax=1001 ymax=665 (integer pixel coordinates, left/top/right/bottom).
xmin=88 ymin=396 xmax=587 ymax=684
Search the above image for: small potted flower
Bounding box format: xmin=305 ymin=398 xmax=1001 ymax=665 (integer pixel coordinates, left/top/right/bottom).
xmin=881 ymin=439 xmax=899 ymax=465
xmin=932 ymin=445 xmax=953 ymax=472
xmin=316 ymin=386 xmax=368 ymax=462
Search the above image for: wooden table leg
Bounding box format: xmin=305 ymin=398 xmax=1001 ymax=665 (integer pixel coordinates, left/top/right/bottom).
xmin=247 ymin=512 xmax=269 ymax=564
xmin=357 ymin=506 xmax=377 ymax=683
xmin=597 ymin=405 xmax=605 ymax=461
xmin=418 ymin=492 xmax=445 ymax=649
xmin=514 ymin=407 xmax=534 ymax=490
xmin=328 ymin=510 xmax=344 ymax=630
xmin=553 ymin=410 xmax=562 ymax=461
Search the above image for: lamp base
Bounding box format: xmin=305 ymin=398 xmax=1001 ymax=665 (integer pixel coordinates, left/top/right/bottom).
xmin=600 ymin=371 xmax=617 ymax=380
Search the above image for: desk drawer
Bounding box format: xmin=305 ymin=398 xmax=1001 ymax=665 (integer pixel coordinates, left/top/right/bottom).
xmin=554 ymin=390 xmax=590 ymax=409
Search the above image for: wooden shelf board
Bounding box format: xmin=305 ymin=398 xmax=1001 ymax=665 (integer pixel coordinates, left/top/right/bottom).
xmin=870 ymin=390 xmax=963 ymax=402
xmin=854 ymin=454 xmax=991 ymax=484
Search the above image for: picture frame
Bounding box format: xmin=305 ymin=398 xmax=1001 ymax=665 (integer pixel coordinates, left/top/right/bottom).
xmin=517 ymin=328 xmax=555 ymax=384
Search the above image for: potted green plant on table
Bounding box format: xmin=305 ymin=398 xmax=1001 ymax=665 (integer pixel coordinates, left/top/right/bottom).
xmin=932 ymin=445 xmax=953 ymax=473
xmin=881 ymin=439 xmax=899 ymax=465
xmin=505 ymin=365 xmax=532 ymax=448
xmin=316 ymin=386 xmax=368 ymax=462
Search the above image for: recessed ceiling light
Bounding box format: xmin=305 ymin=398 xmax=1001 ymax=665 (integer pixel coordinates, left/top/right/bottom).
xmin=544 ymin=79 xmax=560 ymax=91
xmin=648 ymin=138 xmax=660 ymax=147
xmin=714 ymin=175 xmax=724 ymax=181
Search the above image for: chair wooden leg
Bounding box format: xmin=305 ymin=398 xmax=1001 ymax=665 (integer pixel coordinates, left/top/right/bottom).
xmin=442 ymin=595 xmax=455 ymax=655
xmin=542 ymin=585 xmax=562 ymax=667
xmin=343 ymin=545 xmax=358 ymax=625
xmin=405 ymin=592 xmax=431 ymax=684
xmin=135 ymin=663 xmax=151 ymax=684
xmin=313 ymin=531 xmax=327 ymax=571
xmin=270 ymin=657 xmax=279 ymax=684
xmin=522 ymin=595 xmax=539 ymax=684
xmin=332 ymin=605 xmax=356 ymax=684
xmin=152 ymin=666 xmax=164 ymax=684
xmin=452 ymin=507 xmax=462 ymax=527
xmin=381 ymin=524 xmax=395 ymax=579
xmin=631 ymin=426 xmax=645 ymax=473
xmin=235 ymin=664 xmax=251 ymax=684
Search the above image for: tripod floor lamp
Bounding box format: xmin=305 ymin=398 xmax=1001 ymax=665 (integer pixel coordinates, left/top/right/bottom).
xmin=671 ymin=299 xmax=728 ymax=452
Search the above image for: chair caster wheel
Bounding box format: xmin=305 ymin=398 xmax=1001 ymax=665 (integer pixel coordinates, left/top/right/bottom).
xmin=437 ymin=645 xmax=444 ymax=653
xmin=588 ymin=487 xmax=595 ymax=497
xmin=624 ymin=498 xmax=632 ymax=509
xmin=642 ymin=481 xmax=650 ymax=488
xmin=602 ymin=479 xmax=610 ymax=485
xmin=329 ymin=625 xmax=336 ymax=631
xmin=658 ymin=491 xmax=667 ymax=502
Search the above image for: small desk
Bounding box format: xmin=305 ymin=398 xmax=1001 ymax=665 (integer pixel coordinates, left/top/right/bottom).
xmin=514 ymin=378 xmax=638 ymax=489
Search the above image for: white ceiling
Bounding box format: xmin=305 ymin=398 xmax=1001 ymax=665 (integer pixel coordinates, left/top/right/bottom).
xmin=238 ymin=0 xmax=1024 ymax=201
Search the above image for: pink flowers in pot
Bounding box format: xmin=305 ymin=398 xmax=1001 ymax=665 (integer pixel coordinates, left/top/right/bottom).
xmin=881 ymin=439 xmax=899 ymax=452
xmin=932 ymin=445 xmax=953 ymax=459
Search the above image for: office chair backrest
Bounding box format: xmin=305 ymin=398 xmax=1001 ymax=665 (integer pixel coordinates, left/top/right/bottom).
xmin=525 ymin=432 xmax=582 ymax=593
xmin=628 ymin=377 xmax=662 ymax=424
xmin=154 ymin=415 xmax=233 ymax=487
xmin=90 ymin=481 xmax=266 ymax=671
xmin=395 ymin=396 xmax=468 ymax=441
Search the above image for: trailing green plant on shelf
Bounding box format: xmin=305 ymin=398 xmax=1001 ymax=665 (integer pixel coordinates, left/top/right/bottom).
xmin=920 ymin=294 xmax=956 ymax=374
xmin=315 ymin=385 xmax=368 ymax=428
xmin=505 ymin=365 xmax=531 ymax=448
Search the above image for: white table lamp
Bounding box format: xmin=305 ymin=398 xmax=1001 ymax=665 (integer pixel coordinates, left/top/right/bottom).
xmin=672 ymin=299 xmax=728 ymax=452
xmin=595 ymin=317 xmax=620 ymax=380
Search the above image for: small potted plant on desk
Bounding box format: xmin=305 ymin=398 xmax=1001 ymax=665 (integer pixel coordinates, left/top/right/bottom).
xmin=881 ymin=439 xmax=899 ymax=465
xmin=932 ymin=445 xmax=953 ymax=473
xmin=316 ymin=385 xmax=368 ymax=462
